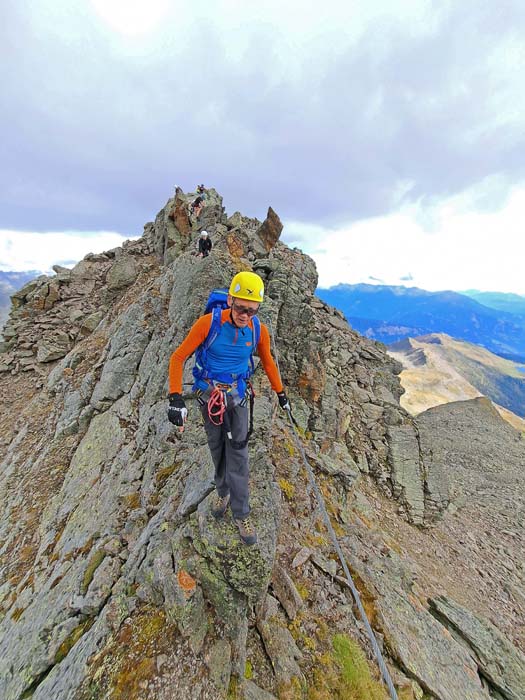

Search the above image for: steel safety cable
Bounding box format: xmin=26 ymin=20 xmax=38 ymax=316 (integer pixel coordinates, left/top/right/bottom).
xmin=268 ymin=320 xmax=399 ymax=700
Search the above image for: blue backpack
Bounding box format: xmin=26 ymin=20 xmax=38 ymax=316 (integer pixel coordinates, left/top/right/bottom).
xmin=192 ymin=288 xmax=261 ymax=392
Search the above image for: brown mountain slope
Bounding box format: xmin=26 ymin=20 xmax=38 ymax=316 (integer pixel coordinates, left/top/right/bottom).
xmin=388 ymin=333 xmax=525 ymax=431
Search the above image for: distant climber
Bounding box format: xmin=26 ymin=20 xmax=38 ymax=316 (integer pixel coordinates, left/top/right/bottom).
xmin=198 ymin=230 xmax=212 ymax=258
xmin=167 ymin=271 xmax=290 ymax=545
xmin=190 ymin=195 xmax=204 ymax=219
xmin=196 ymin=184 xmax=206 ymax=194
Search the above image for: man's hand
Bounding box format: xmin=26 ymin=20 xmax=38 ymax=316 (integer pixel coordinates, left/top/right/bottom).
xmin=168 ymin=393 xmax=188 ymax=433
xmin=277 ymin=391 xmax=291 ymax=412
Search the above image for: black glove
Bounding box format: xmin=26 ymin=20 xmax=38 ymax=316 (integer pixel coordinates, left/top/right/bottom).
xmin=277 ymin=391 xmax=291 ymax=412
xmin=168 ymin=393 xmax=188 ymax=427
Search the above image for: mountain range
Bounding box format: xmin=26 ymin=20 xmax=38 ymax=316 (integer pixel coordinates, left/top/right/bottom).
xmin=464 ymin=290 xmax=525 ymax=316
xmin=317 ymin=283 xmax=525 ymax=362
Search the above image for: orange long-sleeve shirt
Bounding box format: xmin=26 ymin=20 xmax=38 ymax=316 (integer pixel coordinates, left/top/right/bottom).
xmin=169 ymin=308 xmax=284 ymax=394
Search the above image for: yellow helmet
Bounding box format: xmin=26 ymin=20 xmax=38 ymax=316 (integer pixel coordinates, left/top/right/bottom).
xmin=229 ymin=271 xmax=264 ymax=303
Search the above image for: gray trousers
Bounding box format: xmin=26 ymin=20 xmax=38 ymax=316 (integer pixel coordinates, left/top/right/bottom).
xmin=200 ymin=400 xmax=250 ymax=519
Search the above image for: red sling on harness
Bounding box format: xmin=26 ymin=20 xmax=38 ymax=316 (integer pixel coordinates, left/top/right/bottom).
xmin=207 ymin=387 xmax=227 ymax=426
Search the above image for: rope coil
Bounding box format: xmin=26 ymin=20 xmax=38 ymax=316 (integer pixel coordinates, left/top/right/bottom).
xmin=208 ymin=387 xmax=226 ymax=426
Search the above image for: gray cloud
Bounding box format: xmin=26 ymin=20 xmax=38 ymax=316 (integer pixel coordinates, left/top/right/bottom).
xmin=1 ymin=1 xmax=525 ymax=234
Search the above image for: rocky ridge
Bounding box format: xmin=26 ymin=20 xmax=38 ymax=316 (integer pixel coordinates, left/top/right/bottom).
xmin=388 ymin=334 xmax=525 ymax=432
xmin=0 ymin=188 xmax=523 ymax=700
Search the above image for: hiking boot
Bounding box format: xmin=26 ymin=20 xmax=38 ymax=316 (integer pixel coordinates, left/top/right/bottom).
xmin=211 ymin=492 xmax=230 ymax=519
xmin=234 ymin=516 xmax=258 ymax=546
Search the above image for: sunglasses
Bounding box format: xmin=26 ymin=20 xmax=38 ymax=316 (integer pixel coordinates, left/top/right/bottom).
xmin=232 ymin=302 xmax=259 ymax=317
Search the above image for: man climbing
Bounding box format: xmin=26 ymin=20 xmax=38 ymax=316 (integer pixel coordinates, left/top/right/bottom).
xmin=198 ymin=230 xmax=212 ymax=258
xmin=190 ymin=195 xmax=204 ymax=219
xmin=167 ymin=271 xmax=290 ymax=545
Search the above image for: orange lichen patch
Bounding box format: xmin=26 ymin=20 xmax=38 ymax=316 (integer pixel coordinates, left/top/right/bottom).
xmin=319 ymin=439 xmax=332 ymax=455
xmin=83 ymin=605 xmax=177 ymax=700
xmin=297 ymin=353 xmax=326 ymax=402
xmin=148 ymin=492 xmax=160 ymax=507
xmin=117 ymin=624 xmax=133 ymax=646
xmin=113 ymin=656 xmax=156 ymax=698
xmin=155 ymin=462 xmax=181 ymax=489
xmin=177 ymin=569 xmax=196 ymax=598
xmin=304 ymin=532 xmax=328 ymax=549
xmin=353 ymin=511 xmax=374 ymax=529
xmin=7 ymin=542 xmax=38 ymax=587
xmin=169 ymin=198 xmax=191 ymax=236
xmin=226 ymin=233 xmax=245 ymax=258
xmin=345 ymin=570 xmax=379 ymax=630
xmin=19 ymin=544 xmax=37 ymax=566
xmin=122 ymin=492 xmax=141 ymax=510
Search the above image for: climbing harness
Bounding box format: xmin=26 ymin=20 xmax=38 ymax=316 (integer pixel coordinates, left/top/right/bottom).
xmin=223 ymin=381 xmax=255 ymax=450
xmin=268 ymin=320 xmax=399 ymax=700
xmin=189 ymin=380 xmax=257 ymax=451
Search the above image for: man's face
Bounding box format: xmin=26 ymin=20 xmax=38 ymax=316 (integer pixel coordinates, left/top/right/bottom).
xmin=228 ymin=295 xmax=260 ymax=328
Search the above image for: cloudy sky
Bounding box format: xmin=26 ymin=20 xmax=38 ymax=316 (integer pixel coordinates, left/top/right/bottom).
xmin=1 ymin=0 xmax=525 ymax=292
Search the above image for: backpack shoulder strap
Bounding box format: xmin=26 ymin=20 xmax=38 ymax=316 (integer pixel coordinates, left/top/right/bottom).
xmin=204 ymin=307 xmax=223 ymax=350
xmin=192 ymin=308 xmax=224 ymax=386
xmin=246 ymin=316 xmax=261 ymax=378
xmin=252 ymin=316 xmax=261 ymax=348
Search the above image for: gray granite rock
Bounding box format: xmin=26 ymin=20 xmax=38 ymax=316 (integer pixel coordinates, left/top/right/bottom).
xmin=271 ymin=563 xmax=303 ymax=620
xmin=256 ymin=594 xmax=303 ymax=685
xmin=430 ymin=596 xmax=525 ymax=700
xmin=350 ymin=552 xmax=490 ymax=700
xmin=176 ymin=456 xmax=215 ymax=517
xmin=106 ymin=254 xmax=139 ymax=291
xmin=387 ymin=424 xmax=425 ymax=524
xmin=36 ymin=330 xmax=72 ymax=362
xmin=243 ymin=679 xmax=278 ymax=700
xmin=90 ymin=304 xmax=151 ymax=409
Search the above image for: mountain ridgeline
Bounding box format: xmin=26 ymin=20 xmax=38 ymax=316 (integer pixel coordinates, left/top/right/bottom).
xmin=388 ymin=333 xmax=525 ymax=428
xmin=464 ymin=290 xmax=525 ymax=316
xmin=317 ymin=283 xmax=525 ymax=362
xmin=0 ymin=190 xmax=524 ymax=700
